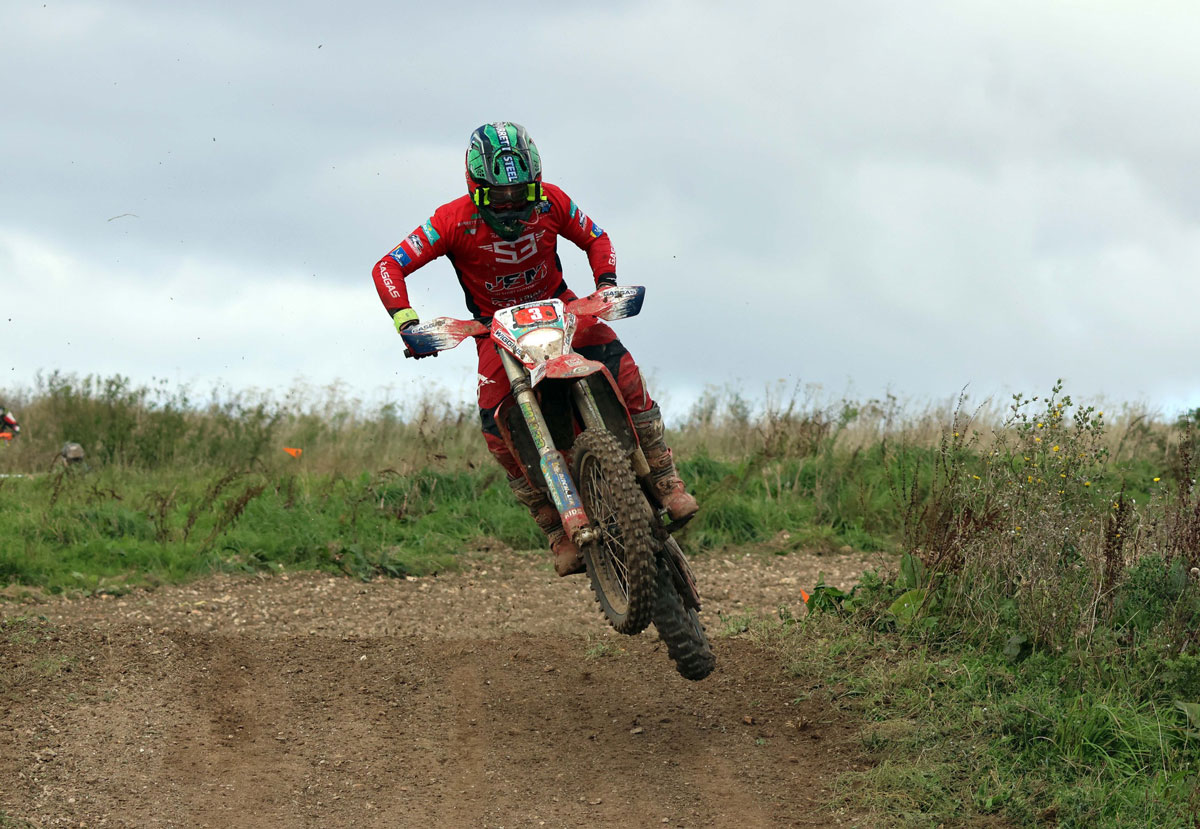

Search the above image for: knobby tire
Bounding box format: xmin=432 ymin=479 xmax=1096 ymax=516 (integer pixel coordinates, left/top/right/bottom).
xmin=573 ymin=428 xmax=658 ymax=635
xmin=651 ymin=558 xmax=716 ymax=680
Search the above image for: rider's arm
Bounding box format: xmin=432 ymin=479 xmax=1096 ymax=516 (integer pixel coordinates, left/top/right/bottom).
xmin=545 ymin=183 xmax=617 ymax=288
xmin=371 ymin=211 xmax=451 ymax=332
xmin=1 ymin=408 xmax=18 ymax=434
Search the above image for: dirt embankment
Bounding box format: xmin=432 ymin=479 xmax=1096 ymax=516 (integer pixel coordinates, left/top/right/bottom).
xmin=1 ymin=549 xmax=886 ymax=828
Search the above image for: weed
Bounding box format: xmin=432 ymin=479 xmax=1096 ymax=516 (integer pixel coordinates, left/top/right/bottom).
xmin=583 ymin=635 xmax=623 ymax=659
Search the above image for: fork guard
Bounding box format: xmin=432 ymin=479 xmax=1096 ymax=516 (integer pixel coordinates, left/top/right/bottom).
xmin=496 ymin=368 xmax=640 ymax=497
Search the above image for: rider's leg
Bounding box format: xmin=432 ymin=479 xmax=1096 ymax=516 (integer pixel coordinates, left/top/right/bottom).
xmin=478 ymin=339 xmax=584 ymax=576
xmin=506 ymin=473 xmax=585 ymax=577
xmin=629 ymin=404 xmax=699 ymax=521
xmin=573 ymin=325 xmax=699 ymax=521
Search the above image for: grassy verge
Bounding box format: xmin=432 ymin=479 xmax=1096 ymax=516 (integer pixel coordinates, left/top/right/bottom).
xmin=749 ymin=592 xmax=1200 ymax=827
xmin=0 ymin=464 xmax=547 ymax=593
xmin=0 ymin=444 xmax=899 ymax=595
xmin=742 ymin=384 xmax=1200 ymax=827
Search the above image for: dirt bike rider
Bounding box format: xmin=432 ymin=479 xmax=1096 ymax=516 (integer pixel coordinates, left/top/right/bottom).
xmin=372 ymin=121 xmax=698 ymax=577
xmin=0 ymin=404 xmax=20 ymax=439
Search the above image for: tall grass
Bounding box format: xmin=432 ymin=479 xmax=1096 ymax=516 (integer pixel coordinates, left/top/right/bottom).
xmin=779 ymin=381 xmax=1200 ymax=827
xmin=0 ymin=371 xmax=488 ymax=475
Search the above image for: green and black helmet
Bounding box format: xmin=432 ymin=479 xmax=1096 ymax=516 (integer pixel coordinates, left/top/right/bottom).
xmin=465 ymin=121 xmax=546 ymax=240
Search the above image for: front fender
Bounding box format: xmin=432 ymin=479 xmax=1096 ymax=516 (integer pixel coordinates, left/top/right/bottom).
xmin=531 ymin=354 xmax=606 ymax=387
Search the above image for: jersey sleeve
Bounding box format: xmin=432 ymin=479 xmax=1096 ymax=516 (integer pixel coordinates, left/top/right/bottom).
xmin=371 ymin=211 xmax=452 ymax=317
xmin=547 ymin=184 xmax=617 ymax=285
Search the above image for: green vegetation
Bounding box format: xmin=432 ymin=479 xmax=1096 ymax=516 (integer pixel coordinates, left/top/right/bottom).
xmin=4 ymin=373 xmax=1200 ymax=823
xmin=0 ymin=373 xmax=911 ymax=593
xmin=749 ymin=383 xmax=1200 ymax=827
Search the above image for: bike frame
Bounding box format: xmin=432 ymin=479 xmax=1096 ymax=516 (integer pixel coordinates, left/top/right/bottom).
xmin=401 ymin=286 xmax=653 ymax=547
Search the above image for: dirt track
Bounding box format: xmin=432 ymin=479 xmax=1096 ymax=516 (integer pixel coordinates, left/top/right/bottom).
xmin=1 ymin=548 xmax=887 ymax=828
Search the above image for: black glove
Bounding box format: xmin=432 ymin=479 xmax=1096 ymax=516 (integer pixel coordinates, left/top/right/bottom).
xmin=596 ymin=273 xmax=618 ymax=289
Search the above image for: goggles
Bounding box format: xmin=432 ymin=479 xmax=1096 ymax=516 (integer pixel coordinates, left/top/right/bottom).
xmin=473 ymin=181 xmax=544 ymax=207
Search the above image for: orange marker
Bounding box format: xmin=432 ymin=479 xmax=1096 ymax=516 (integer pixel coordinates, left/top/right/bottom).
xmin=283 ymin=447 xmax=302 ymax=458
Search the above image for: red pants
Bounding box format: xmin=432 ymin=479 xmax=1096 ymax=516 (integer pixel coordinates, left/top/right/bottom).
xmin=477 ymin=314 xmax=653 ymax=479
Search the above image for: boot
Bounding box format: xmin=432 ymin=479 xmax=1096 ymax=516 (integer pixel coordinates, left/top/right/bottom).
xmin=631 ymin=404 xmax=699 ymax=521
xmin=507 ymin=476 xmax=586 ymax=576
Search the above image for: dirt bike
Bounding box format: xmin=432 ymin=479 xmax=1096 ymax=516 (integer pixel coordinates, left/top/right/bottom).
xmin=401 ymin=286 xmax=715 ymax=680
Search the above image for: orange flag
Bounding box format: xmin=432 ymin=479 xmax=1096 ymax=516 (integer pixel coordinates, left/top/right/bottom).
xmin=800 ymin=588 xmax=810 ymax=604
xmin=283 ymin=447 xmax=302 ymax=458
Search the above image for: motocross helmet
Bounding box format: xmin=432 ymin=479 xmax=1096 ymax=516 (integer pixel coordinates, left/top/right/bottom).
xmin=465 ymin=122 xmax=546 ymax=241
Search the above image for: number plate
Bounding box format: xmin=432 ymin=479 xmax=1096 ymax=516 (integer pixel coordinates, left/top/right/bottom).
xmin=512 ymin=304 xmax=558 ymax=327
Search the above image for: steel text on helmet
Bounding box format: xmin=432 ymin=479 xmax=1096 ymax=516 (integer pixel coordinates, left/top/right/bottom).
xmin=465 ymin=122 xmax=546 ymax=241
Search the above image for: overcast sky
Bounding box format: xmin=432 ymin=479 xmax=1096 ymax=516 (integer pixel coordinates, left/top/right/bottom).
xmin=3 ymin=0 xmax=1199 ymax=420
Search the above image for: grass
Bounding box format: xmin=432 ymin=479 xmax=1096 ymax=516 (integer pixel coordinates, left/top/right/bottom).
xmin=744 ymin=383 xmax=1200 ymax=828
xmin=0 ymin=373 xmax=920 ymax=593
xmin=4 ymin=373 xmax=1200 ymax=823
xmin=0 ymin=463 xmax=549 ymax=592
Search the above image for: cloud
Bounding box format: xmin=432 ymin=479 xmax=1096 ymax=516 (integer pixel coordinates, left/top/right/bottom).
xmin=3 ymin=1 xmax=1200 ymax=415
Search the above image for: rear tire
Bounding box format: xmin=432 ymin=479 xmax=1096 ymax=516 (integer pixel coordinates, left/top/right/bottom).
xmin=652 ymin=559 xmax=715 ymax=681
xmin=573 ymin=429 xmax=658 ymax=635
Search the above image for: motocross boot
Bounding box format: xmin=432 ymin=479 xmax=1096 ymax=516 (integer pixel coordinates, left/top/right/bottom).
xmin=631 ymin=404 xmax=699 ymax=522
xmin=507 ymin=476 xmax=586 ymax=577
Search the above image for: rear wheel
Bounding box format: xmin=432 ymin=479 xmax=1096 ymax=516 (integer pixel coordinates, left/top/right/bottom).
xmin=652 ymin=557 xmax=715 ymax=680
xmin=573 ymin=429 xmax=658 ymax=635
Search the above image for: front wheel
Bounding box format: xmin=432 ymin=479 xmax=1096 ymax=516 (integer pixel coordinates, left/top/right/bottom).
xmin=573 ymin=428 xmax=658 ymax=635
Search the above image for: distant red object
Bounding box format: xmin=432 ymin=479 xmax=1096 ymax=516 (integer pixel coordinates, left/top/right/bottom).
xmin=283 ymin=447 xmax=302 ymax=458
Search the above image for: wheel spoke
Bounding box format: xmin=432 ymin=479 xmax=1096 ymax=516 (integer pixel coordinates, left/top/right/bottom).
xmin=583 ymin=457 xmax=631 ymax=602
xmin=573 ymin=429 xmax=656 ymax=635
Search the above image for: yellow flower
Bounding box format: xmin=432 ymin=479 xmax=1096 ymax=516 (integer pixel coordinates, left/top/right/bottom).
xmin=1052 ymin=445 xmax=1060 ymax=452
xmin=1084 ymin=481 xmax=1092 ymax=487
xmin=1035 ymin=436 xmax=1042 ymax=443
xmin=1154 ymin=477 xmax=1161 ymax=482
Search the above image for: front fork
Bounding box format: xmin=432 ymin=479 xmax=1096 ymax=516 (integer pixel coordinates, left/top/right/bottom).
xmin=499 ymin=350 xmax=598 ymax=546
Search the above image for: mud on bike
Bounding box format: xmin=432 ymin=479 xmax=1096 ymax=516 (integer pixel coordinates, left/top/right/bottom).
xmin=401 ymin=286 xmax=714 ymax=680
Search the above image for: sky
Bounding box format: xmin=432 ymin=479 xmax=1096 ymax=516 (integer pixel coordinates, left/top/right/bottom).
xmin=3 ymin=0 xmax=1200 ymax=421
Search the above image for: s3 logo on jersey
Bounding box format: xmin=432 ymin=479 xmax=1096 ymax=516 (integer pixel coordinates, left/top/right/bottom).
xmin=488 ymin=232 xmax=539 ymax=264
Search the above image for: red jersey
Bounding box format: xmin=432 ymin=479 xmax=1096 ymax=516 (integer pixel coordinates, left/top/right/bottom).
xmin=372 ymin=182 xmax=616 ymax=320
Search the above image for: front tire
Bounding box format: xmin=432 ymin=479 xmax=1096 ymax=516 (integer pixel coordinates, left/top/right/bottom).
xmin=573 ymin=429 xmax=658 ymax=635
